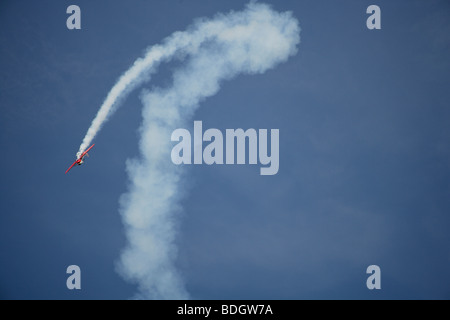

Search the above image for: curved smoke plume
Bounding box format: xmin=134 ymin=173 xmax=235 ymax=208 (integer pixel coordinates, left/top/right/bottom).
xmin=77 ymin=2 xmax=300 ymax=299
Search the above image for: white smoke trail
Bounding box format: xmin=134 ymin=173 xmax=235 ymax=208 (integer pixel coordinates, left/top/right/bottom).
xmin=76 ymin=14 xmax=233 ymax=157
xmin=79 ymin=2 xmax=300 ymax=299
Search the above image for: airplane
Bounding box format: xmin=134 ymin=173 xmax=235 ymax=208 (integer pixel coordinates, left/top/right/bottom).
xmin=65 ymin=144 xmax=95 ymax=174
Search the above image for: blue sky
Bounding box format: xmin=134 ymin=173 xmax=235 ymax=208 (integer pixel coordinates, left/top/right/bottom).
xmin=0 ymin=0 xmax=449 ymax=299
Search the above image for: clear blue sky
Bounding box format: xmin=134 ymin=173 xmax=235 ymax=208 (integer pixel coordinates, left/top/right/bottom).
xmin=0 ymin=0 xmax=449 ymax=299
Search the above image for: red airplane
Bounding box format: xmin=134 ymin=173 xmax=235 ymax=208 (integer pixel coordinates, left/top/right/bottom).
xmin=65 ymin=144 xmax=95 ymax=174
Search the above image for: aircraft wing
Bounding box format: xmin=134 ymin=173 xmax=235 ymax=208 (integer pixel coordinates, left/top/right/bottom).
xmin=65 ymin=160 xmax=78 ymax=174
xmin=80 ymin=144 xmax=95 ymax=158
